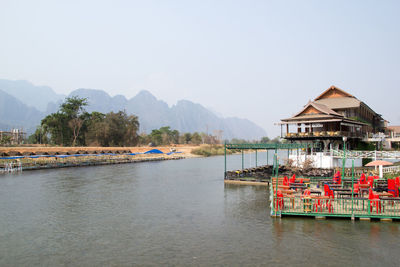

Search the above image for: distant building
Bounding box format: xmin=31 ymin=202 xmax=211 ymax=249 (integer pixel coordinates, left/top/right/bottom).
xmin=386 ymin=126 xmax=400 ymax=149
xmin=279 ymin=86 xmax=385 ymax=150
xmin=0 ymin=129 xmax=26 ymax=145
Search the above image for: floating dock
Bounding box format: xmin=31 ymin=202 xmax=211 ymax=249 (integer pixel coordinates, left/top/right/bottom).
xmin=270 ymin=176 xmax=400 ymax=221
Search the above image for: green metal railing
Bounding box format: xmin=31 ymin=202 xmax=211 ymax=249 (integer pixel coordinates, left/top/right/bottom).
xmin=273 ymin=196 xmax=400 ymax=219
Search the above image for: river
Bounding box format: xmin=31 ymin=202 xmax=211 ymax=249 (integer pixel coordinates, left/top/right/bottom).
xmin=0 ymin=154 xmax=399 ymax=266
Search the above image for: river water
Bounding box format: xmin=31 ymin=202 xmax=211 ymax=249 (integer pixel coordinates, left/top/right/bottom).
xmin=0 ymin=154 xmax=399 ymax=266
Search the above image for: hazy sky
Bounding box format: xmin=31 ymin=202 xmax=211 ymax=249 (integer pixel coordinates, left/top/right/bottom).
xmin=1 ymin=0 xmax=399 ymax=137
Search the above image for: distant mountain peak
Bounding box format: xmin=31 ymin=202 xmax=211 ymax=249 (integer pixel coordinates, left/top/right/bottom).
xmin=0 ymin=80 xmax=267 ymax=139
xmin=0 ymin=79 xmax=65 ymax=112
xmin=135 ymin=90 xmax=157 ymax=100
xmin=71 ymin=88 xmax=110 ymax=97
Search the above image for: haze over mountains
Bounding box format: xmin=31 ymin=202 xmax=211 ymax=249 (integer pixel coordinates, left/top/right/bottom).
xmin=0 ymin=79 xmax=267 ymax=140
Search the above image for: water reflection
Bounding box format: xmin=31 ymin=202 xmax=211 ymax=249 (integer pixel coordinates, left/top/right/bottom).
xmin=1 ymin=156 xmax=400 ymax=266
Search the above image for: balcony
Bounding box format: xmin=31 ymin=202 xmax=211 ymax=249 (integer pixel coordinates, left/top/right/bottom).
xmin=285 ymin=131 xmax=365 ymax=139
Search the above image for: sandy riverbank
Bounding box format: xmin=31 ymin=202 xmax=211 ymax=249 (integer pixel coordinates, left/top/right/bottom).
xmin=0 ymin=145 xmax=206 ymax=172
xmin=0 ymin=144 xmax=203 ymax=157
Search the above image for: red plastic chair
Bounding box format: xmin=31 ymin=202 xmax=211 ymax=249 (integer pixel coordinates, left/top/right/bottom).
xmin=283 ymin=176 xmax=289 ymax=186
xmin=333 ymin=171 xmax=341 ymax=184
xmin=323 ymin=183 xmax=334 ymax=212
xmin=313 ymin=198 xmax=323 ymax=212
xmin=324 ymin=184 xmax=334 ymax=198
xmin=289 ymin=174 xmax=296 ymax=185
xmin=368 ymin=188 xmax=381 ymax=213
xmin=388 ymin=179 xmax=398 ymax=197
xmin=367 ymin=176 xmax=374 ymax=188
xmin=275 ymin=190 xmax=284 ymax=210
xmin=353 ymin=183 xmax=359 ymax=194
xmin=359 ymin=173 xmax=367 ymax=184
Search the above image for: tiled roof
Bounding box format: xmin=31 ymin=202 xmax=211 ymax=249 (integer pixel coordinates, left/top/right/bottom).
xmin=387 ymin=126 xmax=400 ymax=133
xmin=291 ymin=101 xmax=343 ymax=118
xmin=314 ymin=97 xmax=361 ymax=109
xmin=314 ymin=85 xmax=354 ymax=101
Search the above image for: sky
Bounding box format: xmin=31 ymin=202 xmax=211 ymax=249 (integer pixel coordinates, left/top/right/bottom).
xmin=0 ymin=0 xmax=399 ymax=137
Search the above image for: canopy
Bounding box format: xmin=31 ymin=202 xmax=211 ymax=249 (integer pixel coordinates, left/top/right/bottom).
xmin=365 ymin=160 xmax=393 ymax=178
xmin=365 ymin=160 xmax=393 ymax=167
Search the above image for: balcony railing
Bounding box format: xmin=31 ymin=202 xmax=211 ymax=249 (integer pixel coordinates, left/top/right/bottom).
xmin=285 ymin=131 xmax=365 ymax=139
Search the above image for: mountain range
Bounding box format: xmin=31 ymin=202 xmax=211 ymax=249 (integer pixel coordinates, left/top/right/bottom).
xmin=0 ymin=79 xmax=267 ymax=140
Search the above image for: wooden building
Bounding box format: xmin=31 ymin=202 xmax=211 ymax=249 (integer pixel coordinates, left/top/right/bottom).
xmin=279 ymin=86 xmax=385 ymax=150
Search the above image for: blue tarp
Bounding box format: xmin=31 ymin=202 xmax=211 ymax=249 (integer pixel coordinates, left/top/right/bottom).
xmin=144 ymin=149 xmax=163 ymax=154
xmin=0 ymin=156 xmax=24 ymax=160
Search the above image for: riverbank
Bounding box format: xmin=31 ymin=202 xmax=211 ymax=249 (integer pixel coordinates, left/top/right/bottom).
xmin=0 ymin=145 xmax=201 ymax=172
xmin=0 ymin=145 xmax=197 ymax=157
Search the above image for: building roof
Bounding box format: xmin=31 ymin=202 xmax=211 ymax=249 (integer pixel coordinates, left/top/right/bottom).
xmin=280 ymin=116 xmax=368 ymax=126
xmin=286 ymin=100 xmax=343 ymax=120
xmin=314 ymin=85 xmax=355 ymax=101
xmin=387 ymin=126 xmax=400 ymax=133
xmin=280 ymin=85 xmax=384 ymax=126
xmin=281 ymin=114 xmax=341 ymax=122
xmin=314 ymin=97 xmax=361 ymax=109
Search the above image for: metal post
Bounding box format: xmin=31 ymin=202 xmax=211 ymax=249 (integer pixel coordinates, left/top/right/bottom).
xmin=275 ymin=154 xmax=279 ymax=216
xmin=241 ymin=149 xmax=244 ymax=170
xmin=351 ymin=159 xmax=354 ymax=219
xmin=272 ymin=151 xmax=275 ymax=174
xmin=267 ymin=149 xmax=269 ymax=165
xmin=224 ymin=143 xmax=227 ymax=178
xmin=342 ymin=137 xmax=347 ymax=180
xmin=255 ymin=149 xmax=258 ymax=167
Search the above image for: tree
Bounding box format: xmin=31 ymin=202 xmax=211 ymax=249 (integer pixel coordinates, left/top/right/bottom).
xmin=183 ymin=133 xmax=192 ymax=144
xmin=191 ymin=132 xmax=202 ymax=144
xmin=85 ymin=112 xmax=106 ymax=146
xmin=27 ymin=127 xmax=49 ymax=144
xmin=100 ymin=111 xmax=139 ymax=146
xmin=149 ymin=129 xmax=162 ymax=146
xmin=124 ymin=114 xmax=140 ymax=146
xmin=260 ymin=136 xmax=270 ymax=143
xmin=0 ymin=135 xmax=12 ymax=145
xmin=61 ymin=96 xmax=88 ymax=146
xmin=270 ymin=136 xmax=282 ymax=143
xmin=41 ymin=96 xmax=88 ymax=146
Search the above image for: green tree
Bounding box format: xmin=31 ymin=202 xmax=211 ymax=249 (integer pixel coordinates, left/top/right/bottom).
xmin=101 ymin=111 xmax=139 ymax=146
xmin=41 ymin=96 xmax=88 ymax=146
xmin=85 ymin=112 xmax=106 ymax=146
xmin=183 ymin=133 xmax=192 ymax=144
xmin=27 ymin=127 xmax=49 ymax=144
xmin=0 ymin=135 xmax=12 ymax=145
xmin=149 ymin=129 xmax=162 ymax=146
xmin=260 ymin=136 xmax=270 ymax=143
xmin=191 ymin=132 xmax=202 ymax=144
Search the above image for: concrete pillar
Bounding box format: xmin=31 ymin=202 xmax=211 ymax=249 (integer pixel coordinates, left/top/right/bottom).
xmin=323 ymin=140 xmax=330 ymax=152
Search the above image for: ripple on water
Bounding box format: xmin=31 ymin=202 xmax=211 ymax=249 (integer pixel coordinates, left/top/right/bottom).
xmin=0 ymin=155 xmax=399 ymax=266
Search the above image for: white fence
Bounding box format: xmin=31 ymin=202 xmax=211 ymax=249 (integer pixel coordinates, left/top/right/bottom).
xmin=383 ymin=165 xmax=400 ymax=174
xmin=332 ymin=150 xmax=400 ymax=159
